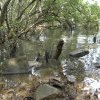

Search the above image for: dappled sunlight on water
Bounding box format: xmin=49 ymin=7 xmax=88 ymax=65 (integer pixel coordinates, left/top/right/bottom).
xmin=1 ymin=29 xmax=100 ymax=99
xmin=76 ymin=32 xmax=100 ymax=99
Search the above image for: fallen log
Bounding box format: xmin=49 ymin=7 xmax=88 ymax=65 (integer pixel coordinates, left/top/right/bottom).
xmin=69 ymin=49 xmax=89 ymax=58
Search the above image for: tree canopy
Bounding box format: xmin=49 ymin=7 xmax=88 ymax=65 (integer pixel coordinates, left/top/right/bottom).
xmin=0 ymin=0 xmax=100 ymax=60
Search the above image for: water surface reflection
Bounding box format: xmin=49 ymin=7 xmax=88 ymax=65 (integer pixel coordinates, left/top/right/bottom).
xmin=77 ymin=32 xmax=100 ymax=96
xmin=1 ymin=29 xmax=100 ymax=98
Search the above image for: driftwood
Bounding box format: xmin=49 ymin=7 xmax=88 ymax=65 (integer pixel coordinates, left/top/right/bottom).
xmin=54 ymin=40 xmax=64 ymax=60
xmin=69 ymin=49 xmax=89 ymax=58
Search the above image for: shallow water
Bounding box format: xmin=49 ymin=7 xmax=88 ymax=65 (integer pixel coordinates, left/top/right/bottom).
xmin=75 ymin=32 xmax=100 ymax=99
xmin=1 ymin=29 xmax=100 ymax=99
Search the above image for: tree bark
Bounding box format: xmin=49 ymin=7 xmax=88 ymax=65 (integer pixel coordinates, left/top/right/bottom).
xmin=0 ymin=0 xmax=11 ymax=27
xmin=10 ymin=42 xmax=17 ymax=58
xmin=45 ymin=50 xmax=49 ymax=63
xmin=54 ymin=40 xmax=64 ymax=60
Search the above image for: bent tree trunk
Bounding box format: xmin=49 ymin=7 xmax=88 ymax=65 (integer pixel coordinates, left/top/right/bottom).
xmin=44 ymin=40 xmax=64 ymax=63
xmin=54 ymin=40 xmax=64 ymax=60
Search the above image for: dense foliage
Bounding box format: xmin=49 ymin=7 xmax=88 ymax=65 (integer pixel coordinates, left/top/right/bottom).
xmin=0 ymin=0 xmax=100 ymax=60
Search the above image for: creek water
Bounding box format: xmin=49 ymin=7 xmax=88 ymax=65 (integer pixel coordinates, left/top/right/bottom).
xmin=77 ymin=33 xmax=100 ymax=99
xmin=1 ymin=28 xmax=100 ymax=99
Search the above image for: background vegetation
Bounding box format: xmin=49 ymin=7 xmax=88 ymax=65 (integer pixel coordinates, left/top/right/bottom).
xmin=0 ymin=0 xmax=100 ymax=61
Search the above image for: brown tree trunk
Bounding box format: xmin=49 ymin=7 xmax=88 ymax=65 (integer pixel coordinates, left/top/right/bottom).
xmin=0 ymin=0 xmax=11 ymax=26
xmin=10 ymin=42 xmax=17 ymax=58
xmin=45 ymin=50 xmax=49 ymax=63
xmin=54 ymin=40 xmax=64 ymax=60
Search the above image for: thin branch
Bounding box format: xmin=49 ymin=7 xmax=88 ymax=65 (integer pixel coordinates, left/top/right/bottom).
xmin=16 ymin=0 xmax=36 ymax=21
xmin=18 ymin=19 xmax=45 ymax=38
xmin=5 ymin=10 xmax=10 ymax=32
xmin=0 ymin=0 xmax=11 ymax=27
xmin=17 ymin=0 xmax=57 ymax=37
xmin=17 ymin=8 xmax=50 ymax=37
